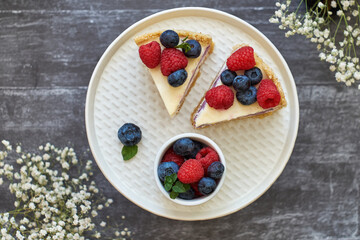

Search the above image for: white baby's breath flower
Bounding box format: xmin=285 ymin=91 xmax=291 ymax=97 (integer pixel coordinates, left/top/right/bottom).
xmin=342 ymin=0 xmax=350 ymax=10
xmin=319 ymin=52 xmax=326 ymax=60
xmin=0 ymin=141 xmax=129 ymax=239
xmin=42 ymin=153 xmax=50 ymax=161
xmin=16 ymin=146 xmax=21 ymax=153
xmin=269 ymin=17 xmax=279 ymax=23
xmin=337 ymin=10 xmax=344 ymax=16
xmin=2 ymin=140 xmax=12 ymax=151
xmin=317 ymin=2 xmax=325 ymax=9
xmin=354 ymin=72 xmax=360 ymax=80
xmin=39 ymin=229 xmax=47 ymax=236
xmin=352 ymin=28 xmax=360 ymax=38
xmin=331 ymin=0 xmax=337 ymax=8
xmin=29 ymin=202 xmax=35 ymax=210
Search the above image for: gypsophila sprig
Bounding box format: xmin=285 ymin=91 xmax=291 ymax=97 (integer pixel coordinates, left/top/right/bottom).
xmin=270 ymin=0 xmax=360 ymax=88
xmin=0 ymin=141 xmax=132 ymax=240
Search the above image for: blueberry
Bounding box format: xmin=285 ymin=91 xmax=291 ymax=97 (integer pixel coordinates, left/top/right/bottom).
xmin=168 ymin=69 xmax=188 ymax=87
xmin=207 ymin=162 xmax=225 ymax=180
xmin=117 ymin=123 xmax=142 ymax=146
xmin=157 ymin=162 xmax=179 ymax=182
xmin=160 ymin=30 xmax=179 ymax=48
xmin=220 ymin=70 xmax=237 ymax=86
xmin=236 ymin=86 xmax=257 ymax=105
xmin=233 ymin=75 xmax=251 ymax=92
xmin=185 ymin=141 xmax=204 ymax=159
xmin=244 ymin=67 xmax=263 ymax=85
xmin=183 ymin=40 xmax=201 ymax=58
xmin=178 ymin=188 xmax=195 ymax=200
xmin=198 ymin=177 xmax=217 ymax=195
xmin=173 ymin=138 xmax=194 ymax=156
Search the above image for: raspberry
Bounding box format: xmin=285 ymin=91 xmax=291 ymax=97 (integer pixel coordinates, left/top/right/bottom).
xmin=196 ymin=147 xmax=216 ymax=159
xmin=196 ymin=147 xmax=219 ymax=172
xmin=160 ymin=48 xmax=188 ymax=76
xmin=226 ymin=46 xmax=256 ymax=71
xmin=177 ymin=159 xmax=204 ymax=184
xmin=205 ymin=85 xmax=234 ymax=110
xmin=162 ymin=148 xmax=184 ymax=167
xmin=190 ymin=182 xmax=203 ymax=196
xmin=257 ymin=79 xmax=281 ymax=109
xmin=138 ymin=41 xmax=161 ymax=68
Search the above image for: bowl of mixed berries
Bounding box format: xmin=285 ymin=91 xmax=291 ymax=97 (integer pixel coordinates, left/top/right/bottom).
xmin=154 ymin=133 xmax=226 ymax=206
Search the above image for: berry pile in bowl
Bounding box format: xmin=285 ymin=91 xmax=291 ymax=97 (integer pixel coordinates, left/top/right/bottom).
xmin=154 ymin=133 xmax=226 ymax=206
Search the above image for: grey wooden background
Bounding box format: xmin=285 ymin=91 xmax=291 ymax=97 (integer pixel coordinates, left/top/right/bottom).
xmin=1 ymin=0 xmax=359 ymax=239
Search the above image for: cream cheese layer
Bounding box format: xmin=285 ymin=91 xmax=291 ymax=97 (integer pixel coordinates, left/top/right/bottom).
xmin=146 ymin=37 xmax=210 ymax=117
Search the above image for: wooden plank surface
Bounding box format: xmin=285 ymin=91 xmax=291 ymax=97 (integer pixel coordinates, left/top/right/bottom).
xmin=0 ymin=1 xmax=359 ymax=239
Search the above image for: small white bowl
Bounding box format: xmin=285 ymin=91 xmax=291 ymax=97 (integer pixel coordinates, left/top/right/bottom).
xmin=154 ymin=133 xmax=226 ymax=206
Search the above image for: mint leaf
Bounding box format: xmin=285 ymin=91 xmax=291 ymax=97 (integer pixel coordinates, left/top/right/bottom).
xmin=175 ymin=36 xmax=191 ymax=53
xmin=164 ymin=183 xmax=172 ymax=191
xmin=170 ymin=173 xmax=177 ymax=183
xmin=183 ymin=184 xmax=190 ymax=192
xmin=172 ymin=181 xmax=186 ymax=193
xmin=172 ymin=185 xmax=184 ymax=193
xmin=170 ymin=191 xmax=179 ymax=199
xmin=165 ymin=173 xmax=177 ymax=184
xmin=121 ymin=145 xmax=138 ymax=161
xmin=164 ymin=176 xmax=172 ymax=184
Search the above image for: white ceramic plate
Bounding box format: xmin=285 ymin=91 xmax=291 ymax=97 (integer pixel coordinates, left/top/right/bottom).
xmin=85 ymin=7 xmax=299 ymax=221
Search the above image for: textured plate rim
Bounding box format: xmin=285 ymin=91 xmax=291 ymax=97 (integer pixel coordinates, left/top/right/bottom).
xmin=85 ymin=7 xmax=300 ymax=221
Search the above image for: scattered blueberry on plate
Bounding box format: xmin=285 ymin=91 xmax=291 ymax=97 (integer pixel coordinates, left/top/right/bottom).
xmin=118 ymin=123 xmax=142 ymax=161
xmin=118 ymin=123 xmax=142 ymax=146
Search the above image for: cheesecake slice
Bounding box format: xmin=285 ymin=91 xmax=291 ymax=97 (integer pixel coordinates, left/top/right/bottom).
xmin=192 ymin=44 xmax=286 ymax=129
xmin=134 ymin=30 xmax=214 ymax=117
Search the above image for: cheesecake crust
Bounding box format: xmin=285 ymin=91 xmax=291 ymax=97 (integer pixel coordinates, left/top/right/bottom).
xmin=134 ymin=30 xmax=214 ymax=52
xmin=191 ymin=44 xmax=287 ymax=129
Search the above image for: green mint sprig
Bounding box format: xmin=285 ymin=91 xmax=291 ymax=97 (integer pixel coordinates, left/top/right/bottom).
xmin=164 ymin=173 xmax=190 ymax=199
xmin=121 ymin=145 xmax=138 ymax=161
xmin=175 ymin=36 xmax=191 ymax=53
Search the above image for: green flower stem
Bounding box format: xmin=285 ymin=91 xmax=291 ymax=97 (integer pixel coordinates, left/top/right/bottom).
xmin=353 ymin=38 xmax=357 ymax=58
xmin=333 ymin=16 xmax=343 ymax=39
xmin=295 ymin=0 xmax=304 ymax=14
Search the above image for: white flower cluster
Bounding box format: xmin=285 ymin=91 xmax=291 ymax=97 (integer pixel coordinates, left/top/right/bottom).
xmin=0 ymin=141 xmax=131 ymax=240
xmin=270 ymin=0 xmax=360 ymax=88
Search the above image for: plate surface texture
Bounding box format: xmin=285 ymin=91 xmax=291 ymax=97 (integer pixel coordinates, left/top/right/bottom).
xmin=85 ymin=7 xmax=299 ymax=220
